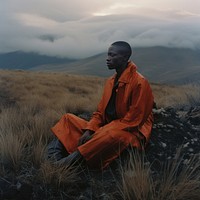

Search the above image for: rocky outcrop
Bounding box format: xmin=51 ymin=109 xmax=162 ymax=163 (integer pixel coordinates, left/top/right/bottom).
xmin=147 ymin=106 xmax=200 ymax=171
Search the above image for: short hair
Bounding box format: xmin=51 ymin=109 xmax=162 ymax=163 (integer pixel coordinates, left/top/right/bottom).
xmin=111 ymin=41 xmax=132 ymax=59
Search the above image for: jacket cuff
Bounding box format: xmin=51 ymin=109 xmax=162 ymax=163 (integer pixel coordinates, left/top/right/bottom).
xmin=85 ymin=123 xmax=100 ymax=132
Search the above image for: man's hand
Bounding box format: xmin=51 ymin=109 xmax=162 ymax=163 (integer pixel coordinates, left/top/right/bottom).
xmin=78 ymin=130 xmax=94 ymax=146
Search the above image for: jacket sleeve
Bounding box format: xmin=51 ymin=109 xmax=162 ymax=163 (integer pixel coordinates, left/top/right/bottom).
xmin=109 ymin=78 xmax=154 ymax=132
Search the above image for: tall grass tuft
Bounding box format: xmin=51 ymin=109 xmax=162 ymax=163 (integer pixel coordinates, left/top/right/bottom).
xmin=30 ymin=138 xmax=47 ymax=168
xmin=155 ymin=149 xmax=200 ymax=200
xmin=119 ymin=149 xmax=154 ymax=200
xmin=0 ymin=132 xmax=25 ymax=171
xmin=38 ymin=161 xmax=79 ymax=190
xmin=118 ymin=148 xmax=200 ymax=200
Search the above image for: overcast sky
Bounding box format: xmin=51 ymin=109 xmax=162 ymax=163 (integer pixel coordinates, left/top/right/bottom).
xmin=1 ymin=0 xmax=200 ymax=58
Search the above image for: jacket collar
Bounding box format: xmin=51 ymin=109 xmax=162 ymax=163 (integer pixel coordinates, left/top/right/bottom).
xmin=111 ymin=61 xmax=137 ymax=83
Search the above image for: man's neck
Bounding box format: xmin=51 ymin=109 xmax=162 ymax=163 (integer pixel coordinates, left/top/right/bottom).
xmin=116 ymin=62 xmax=128 ymax=77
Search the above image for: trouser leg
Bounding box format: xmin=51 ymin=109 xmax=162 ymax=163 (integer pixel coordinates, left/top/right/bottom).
xmin=47 ymin=137 xmax=69 ymax=161
xmin=51 ymin=113 xmax=88 ymax=154
xmin=78 ymin=126 xmax=140 ymax=169
xmin=47 ymin=138 xmax=84 ymax=167
xmin=78 ymin=129 xmax=129 ymax=169
xmin=48 ymin=113 xmax=88 ymax=165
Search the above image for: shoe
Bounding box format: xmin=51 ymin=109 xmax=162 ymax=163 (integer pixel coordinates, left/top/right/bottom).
xmin=56 ymin=150 xmax=83 ymax=167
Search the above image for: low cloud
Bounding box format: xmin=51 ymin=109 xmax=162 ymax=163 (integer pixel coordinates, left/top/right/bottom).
xmin=0 ymin=0 xmax=200 ymax=58
xmin=38 ymin=34 xmax=62 ymax=43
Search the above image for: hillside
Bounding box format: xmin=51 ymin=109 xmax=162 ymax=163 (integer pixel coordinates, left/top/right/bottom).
xmin=0 ymin=70 xmax=200 ymax=199
xmin=0 ymin=47 xmax=200 ymax=84
xmin=0 ymin=51 xmax=75 ymax=70
xmin=32 ymin=47 xmax=200 ymax=84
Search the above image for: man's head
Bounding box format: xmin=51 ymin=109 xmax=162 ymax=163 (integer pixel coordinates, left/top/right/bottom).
xmin=106 ymin=41 xmax=132 ymax=70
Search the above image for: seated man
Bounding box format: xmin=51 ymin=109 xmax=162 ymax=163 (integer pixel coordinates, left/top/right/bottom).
xmin=48 ymin=41 xmax=154 ymax=169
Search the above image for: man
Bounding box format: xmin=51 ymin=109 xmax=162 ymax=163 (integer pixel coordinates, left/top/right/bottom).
xmin=48 ymin=41 xmax=154 ymax=169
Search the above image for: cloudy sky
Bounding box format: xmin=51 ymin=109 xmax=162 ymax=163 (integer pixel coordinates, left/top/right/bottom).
xmin=1 ymin=0 xmax=200 ymax=58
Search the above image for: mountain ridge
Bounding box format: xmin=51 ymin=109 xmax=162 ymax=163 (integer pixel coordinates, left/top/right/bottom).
xmin=0 ymin=47 xmax=200 ymax=84
xmin=0 ymin=51 xmax=75 ymax=70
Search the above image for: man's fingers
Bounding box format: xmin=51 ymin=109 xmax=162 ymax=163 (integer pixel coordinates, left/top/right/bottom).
xmin=78 ymin=135 xmax=92 ymax=146
xmin=78 ymin=136 xmax=86 ymax=146
xmin=78 ymin=138 xmax=83 ymax=146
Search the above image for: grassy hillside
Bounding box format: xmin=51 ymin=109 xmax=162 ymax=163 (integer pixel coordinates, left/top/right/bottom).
xmin=1 ymin=69 xmax=199 ymax=109
xmin=0 ymin=70 xmax=200 ymax=199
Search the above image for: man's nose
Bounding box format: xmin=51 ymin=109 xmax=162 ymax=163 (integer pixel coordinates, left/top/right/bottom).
xmin=106 ymin=56 xmax=111 ymax=62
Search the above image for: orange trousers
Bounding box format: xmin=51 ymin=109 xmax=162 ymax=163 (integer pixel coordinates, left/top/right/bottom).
xmin=51 ymin=113 xmax=140 ymax=169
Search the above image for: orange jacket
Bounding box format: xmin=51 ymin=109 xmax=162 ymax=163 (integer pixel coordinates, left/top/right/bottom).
xmin=85 ymin=61 xmax=154 ymax=144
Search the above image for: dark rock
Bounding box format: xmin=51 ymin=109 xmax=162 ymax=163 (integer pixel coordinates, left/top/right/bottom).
xmin=0 ymin=178 xmax=32 ymax=200
xmin=187 ymin=106 xmax=200 ymax=125
xmin=0 ymin=178 xmax=19 ymax=199
xmin=146 ymin=106 xmax=200 ymax=172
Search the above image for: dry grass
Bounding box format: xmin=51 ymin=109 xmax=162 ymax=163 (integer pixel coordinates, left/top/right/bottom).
xmin=0 ymin=132 xmax=25 ymax=171
xmin=0 ymin=70 xmax=105 ymax=198
xmin=38 ymin=161 xmax=79 ymax=189
xmin=1 ymin=70 xmax=200 ymax=111
xmin=119 ymin=149 xmax=200 ymax=200
xmin=119 ymin=149 xmax=154 ymax=200
xmin=152 ymin=83 xmax=200 ymax=108
xmin=0 ymin=69 xmax=200 ymax=199
xmin=0 ymin=70 xmax=104 ymax=113
xmin=156 ymin=153 xmax=200 ymax=200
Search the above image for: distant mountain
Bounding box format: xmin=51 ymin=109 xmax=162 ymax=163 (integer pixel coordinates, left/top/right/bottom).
xmin=132 ymin=47 xmax=200 ymax=84
xmin=1 ymin=47 xmax=200 ymax=84
xmin=0 ymin=51 xmax=75 ymax=70
xmin=32 ymin=47 xmax=200 ymax=84
xmin=32 ymin=53 xmax=111 ymax=76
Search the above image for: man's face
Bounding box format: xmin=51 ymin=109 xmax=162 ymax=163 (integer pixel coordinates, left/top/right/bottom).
xmin=106 ymin=45 xmax=127 ymax=70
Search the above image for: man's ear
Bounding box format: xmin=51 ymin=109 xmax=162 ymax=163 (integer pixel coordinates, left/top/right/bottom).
xmin=123 ymin=54 xmax=129 ymax=62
